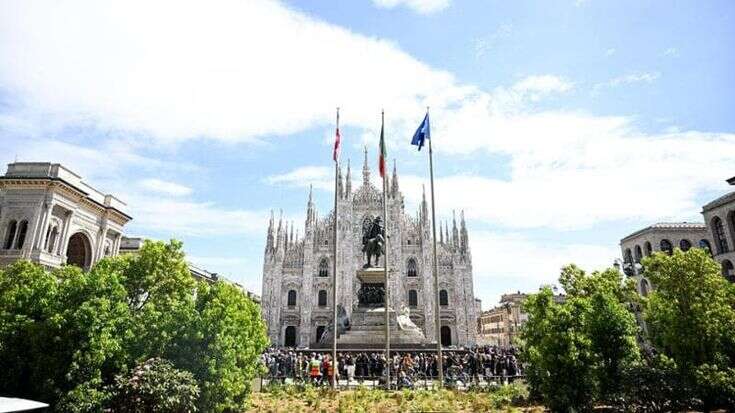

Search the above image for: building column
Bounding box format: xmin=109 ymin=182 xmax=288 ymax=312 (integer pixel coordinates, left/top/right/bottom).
xmin=58 ymin=209 xmax=75 ymax=260
xmin=31 ymin=201 xmax=50 ymax=252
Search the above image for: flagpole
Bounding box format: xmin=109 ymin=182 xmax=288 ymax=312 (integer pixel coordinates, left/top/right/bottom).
xmin=381 ymin=109 xmax=391 ymax=390
xmin=427 ymin=108 xmax=444 ymax=387
xmin=332 ymin=107 xmax=339 ymax=390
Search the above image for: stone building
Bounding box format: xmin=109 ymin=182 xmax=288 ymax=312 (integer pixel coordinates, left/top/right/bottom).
xmin=619 ymin=223 xmax=712 ymax=297
xmin=701 ymin=177 xmax=735 ymax=282
xmin=0 ymin=162 xmax=131 ymax=270
xmin=261 ymin=152 xmax=478 ymax=348
xmin=477 ymin=291 xmax=564 ymax=346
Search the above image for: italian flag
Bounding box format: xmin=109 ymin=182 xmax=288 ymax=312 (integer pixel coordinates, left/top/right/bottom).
xmin=378 ymin=117 xmax=386 ymax=178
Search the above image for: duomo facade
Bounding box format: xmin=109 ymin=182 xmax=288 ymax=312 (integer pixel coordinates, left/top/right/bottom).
xmin=261 ymin=152 xmax=479 ymax=348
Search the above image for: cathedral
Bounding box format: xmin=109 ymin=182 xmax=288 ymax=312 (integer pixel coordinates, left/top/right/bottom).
xmin=261 ymin=151 xmax=478 ymax=348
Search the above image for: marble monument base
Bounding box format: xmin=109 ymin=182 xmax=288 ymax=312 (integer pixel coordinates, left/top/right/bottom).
xmin=316 ymin=267 xmax=430 ymax=349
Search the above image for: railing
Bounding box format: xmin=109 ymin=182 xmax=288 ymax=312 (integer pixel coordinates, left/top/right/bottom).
xmin=259 ymin=371 xmax=525 ymax=390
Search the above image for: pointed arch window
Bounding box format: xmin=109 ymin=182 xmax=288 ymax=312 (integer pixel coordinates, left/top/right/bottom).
xmin=287 ymin=290 xmax=297 ymax=307
xmin=4 ymin=220 xmax=17 ymax=250
xmin=408 ymin=290 xmax=418 ymax=308
xmin=407 ymin=258 xmax=417 ymax=277
xmin=318 ymin=290 xmax=327 ymax=307
xmin=318 ymin=258 xmax=329 ymax=277
xmin=439 ymin=289 xmax=449 ymax=306
xmin=712 ymin=217 xmax=729 ymax=254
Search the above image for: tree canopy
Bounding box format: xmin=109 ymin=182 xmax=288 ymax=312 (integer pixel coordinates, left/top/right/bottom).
xmin=0 ymin=240 xmax=268 ymax=412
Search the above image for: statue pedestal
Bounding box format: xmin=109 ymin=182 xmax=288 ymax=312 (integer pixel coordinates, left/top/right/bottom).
xmin=316 ymin=268 xmax=429 ymax=349
xmin=356 ymin=267 xmax=386 ymax=284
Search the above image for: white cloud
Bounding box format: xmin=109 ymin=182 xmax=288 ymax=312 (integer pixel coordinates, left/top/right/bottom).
xmin=470 ymin=231 xmax=619 ymax=304
xmin=472 ymin=23 xmax=513 ymax=60
xmin=591 ymin=72 xmax=660 ymax=95
xmin=511 ymin=75 xmax=573 ymax=101
xmin=663 ymin=47 xmax=679 ymax=57
xmin=280 ymin=111 xmax=735 ymax=231
xmin=0 ymin=0 xmax=464 ymax=143
xmin=266 ymin=166 xmax=333 ymax=190
xmin=607 ymin=72 xmax=660 ymax=87
xmin=126 ymin=194 xmax=268 ymax=236
xmin=371 ymin=0 xmax=450 ymax=14
xmin=139 ymin=178 xmax=192 ymax=196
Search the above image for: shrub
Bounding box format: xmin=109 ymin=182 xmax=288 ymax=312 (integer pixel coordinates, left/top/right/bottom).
xmin=109 ymin=358 xmax=199 ymax=412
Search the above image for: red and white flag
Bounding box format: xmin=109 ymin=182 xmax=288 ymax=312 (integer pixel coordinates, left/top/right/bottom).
xmin=333 ymin=109 xmax=341 ymax=162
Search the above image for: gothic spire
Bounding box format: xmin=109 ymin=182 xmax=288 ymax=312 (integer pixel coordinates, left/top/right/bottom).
xmin=266 ymin=209 xmax=275 ymax=251
xmin=276 ymin=209 xmax=284 ymax=250
xmin=444 ymin=221 xmax=450 ymax=246
xmin=391 ymin=159 xmax=399 ymax=197
xmin=452 ymin=210 xmax=459 ymax=246
xmin=345 ymin=158 xmax=352 ymax=196
xmin=421 ymin=184 xmax=428 ymax=225
xmin=306 ymin=185 xmax=316 ymax=226
xmin=362 ymin=146 xmax=370 ymax=186
xmin=337 ymin=164 xmax=344 ymax=198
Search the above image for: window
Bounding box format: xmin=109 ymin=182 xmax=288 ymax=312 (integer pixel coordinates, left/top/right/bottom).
xmin=318 ymin=258 xmax=329 ymax=277
xmin=316 ymin=326 xmax=326 ymax=343
xmin=644 ymin=242 xmax=652 ymax=256
xmin=287 ymin=290 xmax=297 ymax=306
xmin=712 ymin=217 xmax=729 ymax=254
xmin=634 ymin=245 xmax=643 ymax=263
xmin=679 ymin=239 xmax=692 ymax=252
xmin=4 ymin=220 xmax=17 ymax=249
xmin=640 ymin=279 xmax=650 ymax=297
xmin=722 ymin=260 xmax=734 ymax=282
xmin=318 ymin=290 xmax=327 ymax=307
xmin=624 ymin=248 xmax=633 ymax=264
xmin=660 ymin=239 xmax=673 ymax=255
xmin=408 ymin=290 xmax=418 ymax=307
xmin=14 ymin=220 xmax=28 ymax=250
xmin=407 ymin=258 xmax=417 ymax=277
xmin=439 ymin=289 xmax=448 ymax=306
xmin=699 ymin=239 xmax=713 ymax=255
xmin=44 ymin=225 xmax=59 ymax=253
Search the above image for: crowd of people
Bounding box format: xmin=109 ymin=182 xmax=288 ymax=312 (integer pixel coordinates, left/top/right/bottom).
xmin=260 ymin=346 xmax=522 ymax=388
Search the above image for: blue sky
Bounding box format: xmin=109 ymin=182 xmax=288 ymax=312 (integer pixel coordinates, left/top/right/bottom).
xmin=1 ymin=0 xmax=733 ymax=307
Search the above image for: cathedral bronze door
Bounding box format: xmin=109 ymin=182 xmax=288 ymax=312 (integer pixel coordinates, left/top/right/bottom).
xmin=284 ymin=326 xmax=297 ymax=347
xmin=441 ymin=326 xmax=452 ymax=346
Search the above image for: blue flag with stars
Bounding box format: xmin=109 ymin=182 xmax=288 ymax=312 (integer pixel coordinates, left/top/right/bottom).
xmin=410 ymin=112 xmax=430 ymax=151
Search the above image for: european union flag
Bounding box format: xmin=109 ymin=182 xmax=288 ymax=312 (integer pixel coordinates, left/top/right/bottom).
xmin=410 ymin=112 xmax=430 ymax=151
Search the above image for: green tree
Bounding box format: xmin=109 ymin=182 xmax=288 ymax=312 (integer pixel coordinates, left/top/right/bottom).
xmin=521 ymin=265 xmax=640 ymax=411
xmin=109 ymin=358 xmax=199 ymax=413
xmin=174 ymin=281 xmax=268 ymax=413
xmin=0 ymin=240 xmax=268 ymax=412
xmin=643 ymin=248 xmax=735 ymax=408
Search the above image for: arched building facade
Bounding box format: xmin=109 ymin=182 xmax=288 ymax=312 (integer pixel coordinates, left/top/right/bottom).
xmin=0 ymin=162 xmax=131 ymax=270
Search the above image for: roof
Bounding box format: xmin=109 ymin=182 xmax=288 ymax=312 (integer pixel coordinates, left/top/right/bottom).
xmin=702 ymin=190 xmax=735 ymax=212
xmin=0 ymin=162 xmax=132 ymax=221
xmin=621 ymin=222 xmax=707 ymax=242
